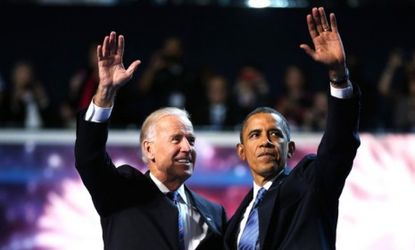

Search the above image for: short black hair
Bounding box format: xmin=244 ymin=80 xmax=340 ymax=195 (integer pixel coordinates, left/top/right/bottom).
xmin=239 ymin=107 xmax=291 ymax=143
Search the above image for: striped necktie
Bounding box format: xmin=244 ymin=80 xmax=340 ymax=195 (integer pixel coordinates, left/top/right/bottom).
xmin=238 ymin=188 xmax=267 ymax=250
xmin=167 ymin=191 xmax=185 ymax=250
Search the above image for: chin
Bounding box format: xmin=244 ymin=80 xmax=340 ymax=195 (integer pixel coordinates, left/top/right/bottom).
xmin=183 ymin=170 xmax=193 ymax=178
xmin=177 ymin=166 xmax=193 ymax=179
xmin=257 ymin=164 xmax=280 ymax=176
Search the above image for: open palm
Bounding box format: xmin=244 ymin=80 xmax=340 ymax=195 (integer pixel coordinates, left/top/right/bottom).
xmin=97 ymin=31 xmax=140 ymax=90
xmin=300 ymin=7 xmax=346 ymax=69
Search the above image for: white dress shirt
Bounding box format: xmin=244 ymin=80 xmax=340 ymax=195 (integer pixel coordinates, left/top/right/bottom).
xmin=149 ymin=173 xmax=208 ymax=250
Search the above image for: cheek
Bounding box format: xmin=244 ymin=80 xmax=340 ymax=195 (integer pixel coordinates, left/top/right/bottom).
xmin=245 ymin=150 xmax=257 ymax=164
xmin=157 ymin=145 xmax=177 ymax=160
xmin=279 ymin=144 xmax=289 ymax=158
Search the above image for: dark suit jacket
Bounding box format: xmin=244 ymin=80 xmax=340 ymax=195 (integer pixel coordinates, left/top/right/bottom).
xmin=224 ymin=86 xmax=361 ymax=250
xmin=75 ymin=113 xmax=226 ymax=250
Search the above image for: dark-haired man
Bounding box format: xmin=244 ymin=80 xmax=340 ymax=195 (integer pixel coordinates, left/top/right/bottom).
xmin=224 ymin=7 xmax=360 ymax=250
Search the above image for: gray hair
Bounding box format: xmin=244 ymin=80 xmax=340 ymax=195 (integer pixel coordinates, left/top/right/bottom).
xmin=140 ymin=107 xmax=191 ymax=163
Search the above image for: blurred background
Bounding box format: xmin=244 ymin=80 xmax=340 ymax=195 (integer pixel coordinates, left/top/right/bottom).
xmin=1 ymin=0 xmax=415 ymax=249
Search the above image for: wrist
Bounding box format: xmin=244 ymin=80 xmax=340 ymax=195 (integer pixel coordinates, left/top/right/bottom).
xmin=329 ymin=67 xmax=349 ymax=86
xmin=94 ymin=85 xmax=117 ymax=107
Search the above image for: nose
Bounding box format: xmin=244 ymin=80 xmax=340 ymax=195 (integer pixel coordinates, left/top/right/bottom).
xmin=180 ymin=137 xmax=192 ymax=152
xmin=260 ymin=134 xmax=273 ymax=147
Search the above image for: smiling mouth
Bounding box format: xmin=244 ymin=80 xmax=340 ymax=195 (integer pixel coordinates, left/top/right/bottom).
xmin=175 ymin=159 xmax=192 ymax=164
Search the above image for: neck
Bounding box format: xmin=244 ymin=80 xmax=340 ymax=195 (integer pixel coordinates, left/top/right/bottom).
xmin=253 ymin=168 xmax=284 ymax=187
xmin=163 ymin=180 xmax=183 ymax=192
xmin=253 ymin=175 xmax=267 ymax=187
xmin=150 ymin=168 xmax=185 ymax=191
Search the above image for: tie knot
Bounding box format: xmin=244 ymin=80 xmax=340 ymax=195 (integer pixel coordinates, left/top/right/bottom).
xmin=253 ymin=188 xmax=266 ymax=208
xmin=166 ymin=191 xmax=179 ymax=203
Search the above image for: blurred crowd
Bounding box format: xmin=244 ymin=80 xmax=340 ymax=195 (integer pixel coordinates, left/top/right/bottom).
xmin=1 ymin=38 xmax=415 ymax=132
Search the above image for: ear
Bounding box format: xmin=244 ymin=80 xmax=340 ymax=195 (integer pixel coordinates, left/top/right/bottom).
xmin=287 ymin=141 xmax=296 ymax=159
xmin=143 ymin=140 xmax=155 ymax=161
xmin=237 ymin=143 xmax=246 ymax=161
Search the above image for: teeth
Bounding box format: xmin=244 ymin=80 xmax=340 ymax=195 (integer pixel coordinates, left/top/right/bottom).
xmin=177 ymin=159 xmax=190 ymax=163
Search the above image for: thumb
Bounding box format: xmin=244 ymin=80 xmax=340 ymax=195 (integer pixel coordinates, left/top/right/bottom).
xmin=299 ymin=44 xmax=316 ymax=60
xmin=126 ymin=60 xmax=141 ymax=76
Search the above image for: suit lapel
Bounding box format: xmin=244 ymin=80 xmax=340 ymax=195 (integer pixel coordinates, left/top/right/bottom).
xmin=258 ymin=172 xmax=288 ymax=249
xmin=224 ymin=189 xmax=254 ymax=249
xmin=186 ymin=187 xmax=221 ymax=235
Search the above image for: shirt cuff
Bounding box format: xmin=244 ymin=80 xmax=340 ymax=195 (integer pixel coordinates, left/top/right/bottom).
xmin=84 ymin=100 xmax=113 ymax=123
xmin=330 ymin=81 xmax=354 ymax=99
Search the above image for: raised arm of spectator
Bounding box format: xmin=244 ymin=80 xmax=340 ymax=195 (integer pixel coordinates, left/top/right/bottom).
xmin=378 ymin=49 xmax=403 ymax=96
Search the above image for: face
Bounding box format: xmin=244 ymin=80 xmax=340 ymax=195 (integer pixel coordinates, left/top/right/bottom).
xmin=146 ymin=115 xmax=196 ymax=182
xmin=237 ymin=113 xmax=295 ymax=183
xmin=208 ymin=76 xmax=227 ymax=104
xmin=285 ymin=66 xmax=304 ymax=90
xmin=163 ymin=38 xmax=183 ymax=59
xmin=13 ymin=63 xmax=33 ymax=87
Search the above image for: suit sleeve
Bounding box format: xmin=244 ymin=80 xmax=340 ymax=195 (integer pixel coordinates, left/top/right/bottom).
xmin=311 ymin=83 xmax=361 ymax=199
xmin=74 ymin=110 xmax=136 ymax=216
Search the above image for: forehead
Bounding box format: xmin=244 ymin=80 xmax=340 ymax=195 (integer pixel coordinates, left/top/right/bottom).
xmin=155 ymin=115 xmax=194 ymax=134
xmin=243 ymin=113 xmax=283 ymax=133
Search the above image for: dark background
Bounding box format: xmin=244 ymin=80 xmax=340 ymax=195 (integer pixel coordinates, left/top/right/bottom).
xmin=1 ymin=5 xmax=414 ymax=106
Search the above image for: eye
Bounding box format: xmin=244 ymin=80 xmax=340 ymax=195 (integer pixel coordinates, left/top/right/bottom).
xmin=270 ymin=130 xmax=283 ymax=138
xmin=171 ymin=135 xmax=182 ymax=144
xmin=270 ymin=131 xmax=279 ymax=137
xmin=248 ymin=131 xmax=260 ymax=139
xmin=187 ymin=136 xmax=196 ymax=146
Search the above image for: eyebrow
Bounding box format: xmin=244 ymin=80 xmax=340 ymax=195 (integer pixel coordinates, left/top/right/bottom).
xmin=247 ymin=128 xmax=284 ymax=137
xmin=170 ymin=133 xmax=196 ymax=140
xmin=269 ymin=128 xmax=283 ymax=134
xmin=248 ymin=129 xmax=262 ymax=136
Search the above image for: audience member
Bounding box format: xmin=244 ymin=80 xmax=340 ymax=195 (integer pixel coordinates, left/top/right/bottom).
xmin=394 ymin=50 xmax=415 ymax=131
xmin=377 ymin=48 xmax=405 ymax=130
xmin=60 ymin=43 xmax=99 ymax=128
xmin=3 ymin=60 xmax=52 ymax=129
xmin=139 ymin=37 xmax=194 ymax=110
xmin=233 ymin=65 xmax=270 ymax=121
xmin=303 ymin=91 xmax=327 ymax=131
xmin=191 ymin=74 xmax=239 ymax=130
xmin=274 ymin=64 xmax=313 ymax=131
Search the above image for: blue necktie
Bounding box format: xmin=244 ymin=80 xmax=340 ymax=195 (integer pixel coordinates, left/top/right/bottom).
xmin=167 ymin=191 xmax=185 ymax=250
xmin=238 ymin=188 xmax=267 ymax=250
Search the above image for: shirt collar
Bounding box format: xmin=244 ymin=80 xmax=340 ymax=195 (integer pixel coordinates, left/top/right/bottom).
xmin=149 ymin=172 xmax=188 ymax=205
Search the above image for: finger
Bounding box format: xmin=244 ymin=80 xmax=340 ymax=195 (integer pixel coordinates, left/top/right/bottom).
xmin=306 ymin=14 xmax=318 ymax=39
xmin=109 ymin=31 xmax=117 ymax=55
xmin=318 ymin=7 xmax=330 ymax=32
xmin=117 ymin=34 xmax=124 ymax=58
xmin=312 ymin=7 xmax=323 ymax=34
xmin=126 ymin=60 xmax=141 ymax=76
xmin=330 ymin=13 xmax=338 ymax=33
xmin=97 ymin=45 xmax=103 ymax=61
xmin=102 ymin=36 xmax=109 ymax=57
xmin=299 ymin=44 xmax=316 ymax=60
